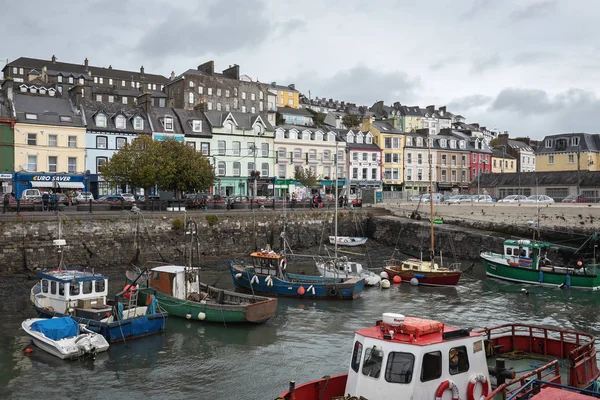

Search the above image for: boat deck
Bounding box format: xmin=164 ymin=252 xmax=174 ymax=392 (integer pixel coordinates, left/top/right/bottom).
xmin=488 ymin=351 xmax=571 ymax=384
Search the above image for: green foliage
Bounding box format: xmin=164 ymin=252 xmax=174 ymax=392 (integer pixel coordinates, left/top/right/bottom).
xmin=276 ymin=112 xmax=285 ymax=126
xmin=294 ymin=166 xmax=317 ymax=189
xmin=100 ymin=136 xmax=215 ymax=197
xmin=172 ymin=217 xmax=185 ymax=231
xmin=206 ymin=214 xmax=219 ymax=226
xmin=342 ymin=114 xmax=362 ymax=129
xmin=489 ymin=138 xmax=500 ymax=147
xmin=306 ymin=108 xmax=326 ymax=128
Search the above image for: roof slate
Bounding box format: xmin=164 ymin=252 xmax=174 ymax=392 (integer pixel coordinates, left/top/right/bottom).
xmin=13 ymin=94 xmax=84 ymax=126
xmin=372 ymin=121 xmax=403 ymax=134
xmin=80 ymin=100 xmax=152 ymax=134
xmin=536 ymin=133 xmax=600 ymax=154
xmin=171 ymin=108 xmax=211 ymax=137
xmin=204 ymin=111 xmax=274 ymax=131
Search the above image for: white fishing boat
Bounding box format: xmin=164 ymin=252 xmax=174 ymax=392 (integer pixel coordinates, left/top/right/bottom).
xmin=316 ymin=258 xmax=381 ymax=286
xmin=328 ymin=236 xmax=368 ymax=247
xmin=22 ymin=317 xmax=109 ymax=360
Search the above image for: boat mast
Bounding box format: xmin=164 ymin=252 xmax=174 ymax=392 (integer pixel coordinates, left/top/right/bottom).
xmin=428 ymin=137 xmax=435 ymax=260
xmin=334 ymin=139 xmax=339 ymax=258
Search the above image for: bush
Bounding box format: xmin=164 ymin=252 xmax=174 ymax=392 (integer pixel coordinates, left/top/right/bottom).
xmin=172 ymin=217 xmax=185 ymax=231
xmin=206 ymin=214 xmax=219 ymax=227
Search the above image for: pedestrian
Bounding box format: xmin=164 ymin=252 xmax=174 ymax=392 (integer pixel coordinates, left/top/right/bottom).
xmin=3 ymin=193 xmax=9 ymax=213
xmin=317 ymin=193 xmax=323 ymax=208
xmin=42 ymin=191 xmax=50 ymax=211
xmin=50 ymin=192 xmax=57 ymax=212
xmin=291 ymin=192 xmax=296 ymax=210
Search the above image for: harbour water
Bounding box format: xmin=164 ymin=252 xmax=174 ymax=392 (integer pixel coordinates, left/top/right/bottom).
xmin=1 ymin=256 xmax=600 ymax=400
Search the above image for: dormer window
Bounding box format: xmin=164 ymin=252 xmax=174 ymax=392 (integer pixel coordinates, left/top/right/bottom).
xmin=327 ymin=132 xmax=335 ymax=142
xmin=545 ymin=139 xmax=554 ymax=148
xmin=60 ymin=116 xmax=72 ymax=123
xmin=571 ymin=137 xmax=580 ymax=147
xmin=58 ymin=75 xmax=63 ymax=83
xmin=133 ymin=116 xmax=144 ymax=130
xmin=365 ymin=134 xmax=372 ymax=144
xmin=406 ymin=137 xmax=412 ymax=146
xmin=459 ymin=140 xmax=466 ymax=149
xmin=164 ymin=116 xmax=174 ymax=131
xmin=68 ymin=76 xmax=74 ymax=84
xmin=302 ymin=131 xmax=310 ymax=140
xmin=417 ymin=137 xmax=423 ymax=147
xmin=48 ymin=88 xmax=56 ymax=97
xmin=192 ymin=120 xmax=202 ymax=132
xmin=314 ymin=131 xmax=323 ymax=141
xmin=29 ymin=86 xmax=37 ymax=94
xmin=347 ymin=132 xmax=354 ymax=143
xmin=96 ymin=113 xmax=107 ymax=128
xmin=450 ymin=140 xmax=456 ymax=149
xmin=115 ymin=115 xmax=126 ymax=129
xmin=356 ymin=133 xmax=364 ymax=144
xmin=440 ymin=139 xmax=447 ymax=148
xmin=20 ymin=85 xmax=28 ymax=92
xmin=39 ymin=88 xmax=46 ymax=95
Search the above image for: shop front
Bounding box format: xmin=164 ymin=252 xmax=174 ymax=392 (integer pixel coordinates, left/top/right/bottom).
xmin=214 ymin=178 xmax=247 ymax=197
xmin=0 ymin=173 xmax=13 ymax=195
xmin=13 ymin=172 xmax=86 ymax=199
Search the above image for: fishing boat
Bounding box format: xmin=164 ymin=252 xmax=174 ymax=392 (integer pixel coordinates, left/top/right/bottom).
xmin=275 ymin=312 xmax=600 ymax=400
xmin=22 ymin=317 xmax=109 ymax=360
xmin=328 ymin=236 xmax=368 ymax=246
xmin=229 ymin=247 xmax=365 ymax=300
xmin=128 ymin=219 xmax=277 ymax=323
xmin=481 ymin=235 xmax=600 ymax=290
xmin=30 ymin=268 xmax=168 ymax=343
xmin=383 ymin=139 xmax=462 ymax=287
xmin=128 ymin=265 xmax=277 ymax=323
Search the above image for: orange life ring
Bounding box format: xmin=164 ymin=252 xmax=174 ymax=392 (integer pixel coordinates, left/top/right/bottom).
xmin=123 ymin=284 xmax=137 ymax=299
xmin=145 ymin=294 xmax=154 ymax=306
xmin=435 ymin=379 xmax=460 ymax=400
xmin=279 ymin=258 xmax=287 ymax=271
xmin=467 ymin=373 xmax=489 ymax=400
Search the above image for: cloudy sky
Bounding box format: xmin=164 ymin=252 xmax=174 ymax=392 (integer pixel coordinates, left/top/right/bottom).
xmin=2 ymin=0 xmax=598 ymax=138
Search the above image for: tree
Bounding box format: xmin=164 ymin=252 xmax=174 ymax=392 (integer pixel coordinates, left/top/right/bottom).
xmin=489 ymin=138 xmax=500 ymax=147
xmin=100 ymin=136 xmax=215 ymax=199
xmin=276 ymin=112 xmax=285 ymax=126
xmin=294 ymin=166 xmax=317 ymax=189
xmin=342 ymin=114 xmax=362 ymax=129
xmin=306 ymin=108 xmax=326 ymax=128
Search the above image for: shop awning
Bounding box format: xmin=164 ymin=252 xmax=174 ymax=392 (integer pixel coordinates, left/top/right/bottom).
xmin=31 ymin=181 xmax=84 ymax=189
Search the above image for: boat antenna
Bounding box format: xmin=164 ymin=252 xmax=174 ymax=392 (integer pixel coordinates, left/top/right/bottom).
xmin=428 ymin=137 xmax=435 ymax=262
xmin=334 ymin=139 xmax=339 ymax=259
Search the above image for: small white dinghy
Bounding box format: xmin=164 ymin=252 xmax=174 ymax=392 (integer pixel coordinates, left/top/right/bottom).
xmin=316 ymin=259 xmax=381 ymax=286
xmin=328 ymin=236 xmax=368 ymax=247
xmin=22 ymin=317 xmax=109 ymax=360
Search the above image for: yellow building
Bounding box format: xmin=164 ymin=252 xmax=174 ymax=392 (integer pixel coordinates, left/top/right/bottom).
xmin=13 ymin=94 xmax=86 ymax=174
xmin=399 ymin=105 xmax=423 ymax=132
xmin=491 ymin=148 xmax=517 ymax=173
xmin=272 ymin=83 xmax=300 ymax=109
xmin=362 ymin=118 xmax=404 ymax=190
xmin=536 ymin=133 xmax=600 ymax=172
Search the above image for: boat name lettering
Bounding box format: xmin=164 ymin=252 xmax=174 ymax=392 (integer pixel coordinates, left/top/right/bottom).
xmin=32 ymin=176 xmax=72 ymax=182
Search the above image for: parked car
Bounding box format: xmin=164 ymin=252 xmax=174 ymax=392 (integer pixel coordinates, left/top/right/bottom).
xmin=120 ymin=193 xmax=136 ymax=202
xmin=55 ymin=193 xmax=69 ymax=206
xmin=75 ymin=191 xmax=94 ymax=204
xmin=561 ymin=194 xmax=588 ymax=203
xmin=21 ymin=189 xmax=42 ymax=201
xmin=445 ymin=195 xmax=472 ymax=204
xmin=472 ymin=195 xmax=493 ymax=203
xmin=410 ymin=194 xmax=424 ymax=202
xmin=498 ymin=195 xmax=528 ymax=203
xmin=523 ymin=195 xmax=555 ymax=204
xmin=421 ymin=193 xmax=443 ymax=203
xmin=98 ymin=195 xmax=126 ymax=202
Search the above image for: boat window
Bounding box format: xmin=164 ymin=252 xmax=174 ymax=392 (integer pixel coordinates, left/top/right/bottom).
xmin=50 ymin=280 xmax=57 ymax=295
xmin=42 ymin=280 xmax=48 ymax=293
xmin=362 ymin=345 xmax=384 ymax=378
xmin=385 ymin=352 xmax=415 ymax=384
xmin=82 ymin=280 xmax=93 ymax=294
xmin=449 ymin=346 xmax=469 ymax=375
xmin=351 ymin=264 xmax=358 ymax=273
xmin=351 ymin=341 xmax=363 ymax=372
xmin=506 ymin=248 xmax=512 ymax=256
xmin=70 ymin=282 xmax=80 ymax=296
xmin=420 ymin=351 xmax=442 ymax=382
xmin=58 ymin=282 xmax=65 ymax=296
xmin=152 ymin=271 xmax=161 ymax=280
xmin=95 ymin=279 xmax=106 ymax=293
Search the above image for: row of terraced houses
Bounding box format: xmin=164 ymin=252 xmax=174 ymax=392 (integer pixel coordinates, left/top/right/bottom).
xmin=0 ymin=55 xmax=598 ymax=200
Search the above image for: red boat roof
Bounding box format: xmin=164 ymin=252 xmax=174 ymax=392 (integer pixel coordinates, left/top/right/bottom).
xmin=529 ymin=387 xmax=596 ymax=399
xmin=357 ymin=314 xmax=479 ymax=346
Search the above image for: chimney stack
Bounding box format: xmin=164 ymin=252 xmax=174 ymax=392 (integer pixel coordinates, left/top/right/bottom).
xmin=2 ymin=79 xmax=13 ymax=102
xmin=426 ymin=105 xmax=435 ymax=114
xmin=170 ymin=71 xmax=175 ymax=80
xmin=198 ymin=61 xmax=214 ymax=75
xmin=140 ymin=65 xmax=145 ymax=78
xmin=194 ymin=102 xmax=208 ymax=112
xmin=51 ymin=55 xmax=56 ymax=64
xmin=108 ymin=65 xmax=112 ymax=70
xmin=84 ymin=58 xmax=89 ymax=71
xmin=222 ymin=64 xmax=240 ymax=80
xmin=137 ymin=92 xmax=153 ymax=114
xmin=393 ymin=101 xmax=401 ymax=109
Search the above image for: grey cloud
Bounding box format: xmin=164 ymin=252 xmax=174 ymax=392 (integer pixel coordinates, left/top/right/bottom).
xmin=513 ymin=51 xmax=553 ymax=65
xmin=461 ymin=0 xmax=497 ymax=19
xmin=429 ymin=60 xmax=446 ymax=71
xmin=491 ymin=88 xmax=559 ymax=114
xmin=448 ymin=95 xmax=493 ymax=111
xmin=291 ymin=65 xmax=420 ymax=106
xmin=510 ymin=0 xmax=556 ymax=21
xmin=470 ymin=54 xmax=501 ymax=74
xmin=135 ymin=0 xmax=277 ymax=60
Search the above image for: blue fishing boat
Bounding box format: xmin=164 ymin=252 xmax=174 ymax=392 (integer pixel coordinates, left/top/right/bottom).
xmin=229 ymin=247 xmax=365 ymax=299
xmin=30 ymin=268 xmax=168 ymax=343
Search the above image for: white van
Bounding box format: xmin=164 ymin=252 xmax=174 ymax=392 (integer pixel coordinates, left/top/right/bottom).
xmin=21 ymin=189 xmax=42 ymax=201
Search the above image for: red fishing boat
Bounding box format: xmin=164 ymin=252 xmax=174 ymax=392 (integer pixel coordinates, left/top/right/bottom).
xmin=383 ymin=258 xmax=462 ymax=286
xmin=275 ymin=313 xmax=600 ymax=400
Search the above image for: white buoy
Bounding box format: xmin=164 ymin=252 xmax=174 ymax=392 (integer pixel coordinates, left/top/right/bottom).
xmin=380 ymin=271 xmax=389 ymax=280
xmin=198 ymin=312 xmax=206 ymax=320
xmin=410 ymin=278 xmax=419 ymax=286
xmin=235 ymin=273 xmax=242 ymax=279
xmin=381 ymin=279 xmax=391 ymax=289
xmin=186 ymin=313 xmax=192 ymax=320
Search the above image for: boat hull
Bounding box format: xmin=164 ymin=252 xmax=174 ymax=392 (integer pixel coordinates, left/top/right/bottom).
xmin=136 ymin=287 xmax=277 ymax=323
xmin=481 ymin=253 xmax=600 ymax=290
xmin=34 ymin=306 xmax=167 ymax=343
xmin=328 ymin=236 xmax=367 ymax=246
xmin=315 ymin=265 xmax=381 ymax=286
xmin=384 ymin=267 xmax=461 ymax=286
xmin=276 ymin=374 xmax=348 ymax=400
xmin=229 ymin=262 xmax=365 ymax=299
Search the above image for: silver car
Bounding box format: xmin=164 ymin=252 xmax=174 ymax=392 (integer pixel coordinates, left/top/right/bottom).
xmin=523 ymin=195 xmax=555 ymax=204
xmin=472 ymin=195 xmax=493 ymax=203
xmin=445 ymin=195 xmax=473 ymax=203
xmin=498 ymin=195 xmax=528 ymax=203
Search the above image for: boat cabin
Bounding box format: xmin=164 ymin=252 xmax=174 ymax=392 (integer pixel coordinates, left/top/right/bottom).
xmin=32 ymin=269 xmax=109 ymax=315
xmin=344 ymin=313 xmax=490 ymax=400
xmin=503 ymin=239 xmax=541 ymax=269
xmin=149 ymin=265 xmax=200 ymax=299
xmin=250 ymin=250 xmax=284 ymax=277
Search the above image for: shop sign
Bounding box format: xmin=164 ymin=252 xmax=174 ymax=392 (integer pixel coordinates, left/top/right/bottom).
xmin=0 ymin=173 xmax=12 ymax=179
xmin=32 ymin=175 xmax=72 ymax=182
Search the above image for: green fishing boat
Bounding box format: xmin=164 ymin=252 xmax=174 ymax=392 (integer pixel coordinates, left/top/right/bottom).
xmin=480 ymin=237 xmax=600 ymax=290
xmin=128 ymin=266 xmax=277 ymax=323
